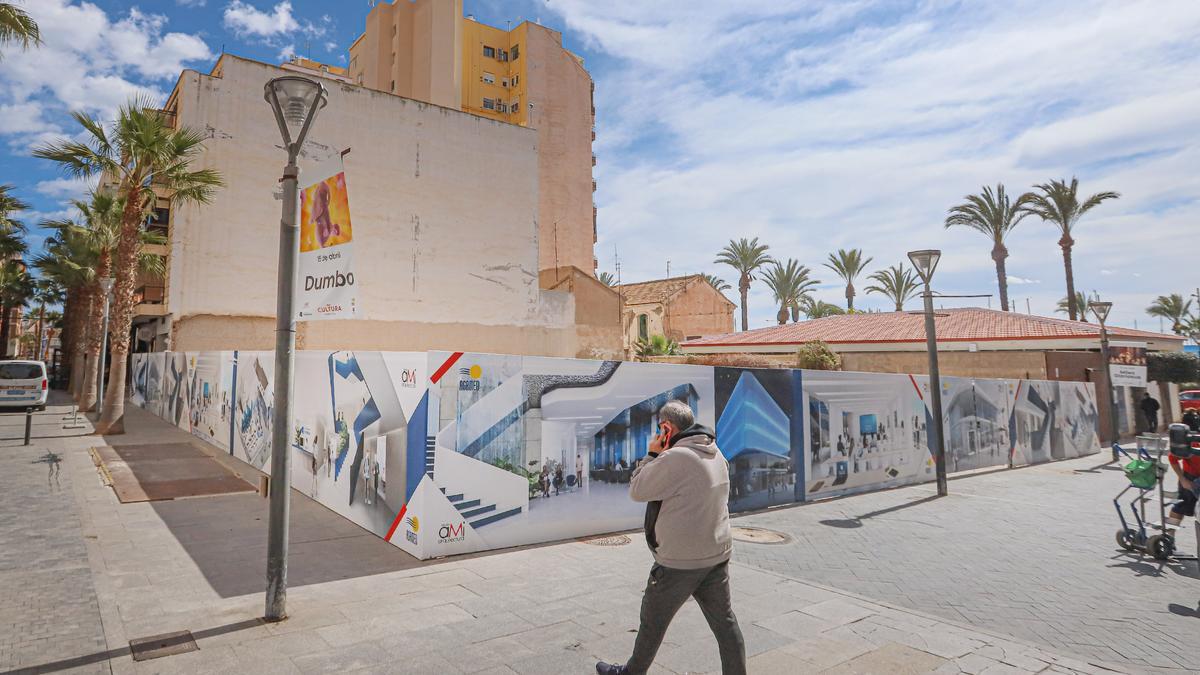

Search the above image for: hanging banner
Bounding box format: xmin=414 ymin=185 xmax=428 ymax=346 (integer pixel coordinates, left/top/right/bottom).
xmin=1108 ymin=341 xmax=1147 ymax=387
xmin=297 ymin=155 xmax=358 ymax=321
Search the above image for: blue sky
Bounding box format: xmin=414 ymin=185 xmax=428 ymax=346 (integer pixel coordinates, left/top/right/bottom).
xmin=2 ymin=0 xmax=1198 ymax=333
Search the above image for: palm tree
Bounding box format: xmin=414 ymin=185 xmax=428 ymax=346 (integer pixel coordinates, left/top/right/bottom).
xmin=702 ymin=273 xmax=731 ymax=293
xmin=29 ymin=279 xmax=64 ymax=365
xmin=597 ymin=271 xmax=616 ymax=286
xmin=715 ymin=237 xmax=773 ymax=331
xmin=42 ymin=193 xmax=123 ymax=411
xmin=824 ymin=248 xmax=873 ymax=310
xmin=40 ymin=310 xmax=63 ymax=361
xmin=866 ymin=264 xmax=921 ymax=311
xmin=944 ymin=184 xmax=1031 ymax=311
xmin=634 ymin=334 xmax=680 ymax=359
xmin=1055 ymin=292 xmax=1090 ymax=322
xmin=0 ymin=3 xmax=40 ymax=51
xmin=800 ymin=297 xmax=845 ymax=319
xmin=34 ymin=222 xmax=96 ymax=399
xmin=1147 ymin=294 xmax=1193 ymax=334
xmin=1021 ymin=178 xmax=1119 ymax=321
xmin=0 ymin=184 xmax=29 ymax=259
xmin=761 ymin=260 xmax=818 ymax=324
xmin=0 ymin=260 xmax=33 ymax=358
xmin=35 ymin=98 xmax=223 ymax=433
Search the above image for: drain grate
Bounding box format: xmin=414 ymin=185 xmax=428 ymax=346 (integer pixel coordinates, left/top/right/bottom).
xmin=583 ymin=534 xmax=631 ymax=546
xmin=731 ymin=526 xmax=790 ymax=545
xmin=129 ymin=630 xmax=199 ymax=661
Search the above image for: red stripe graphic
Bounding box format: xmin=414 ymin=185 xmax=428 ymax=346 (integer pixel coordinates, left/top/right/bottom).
xmin=430 ymin=352 xmax=464 ymax=384
xmin=384 ymin=503 xmax=408 ymax=542
xmin=908 ymin=374 xmax=924 ymax=400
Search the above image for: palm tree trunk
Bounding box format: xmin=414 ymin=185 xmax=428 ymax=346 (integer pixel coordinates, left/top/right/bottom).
xmin=71 ymin=290 xmax=93 ymax=402
xmin=992 ymin=241 xmax=1010 ymax=312
xmin=1060 ymin=235 xmax=1078 ymax=321
xmin=80 ymin=281 xmax=107 ymax=412
xmin=97 ymin=196 xmax=144 ymax=434
xmin=846 ymin=282 xmax=855 ymax=311
xmin=33 ymin=303 xmax=44 ymax=360
xmin=776 ymin=305 xmax=787 ymax=325
xmin=739 ymin=274 xmax=750 ymax=331
xmin=0 ymin=303 xmax=11 ymax=359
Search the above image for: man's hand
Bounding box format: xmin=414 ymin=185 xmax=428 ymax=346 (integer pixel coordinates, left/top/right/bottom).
xmin=1183 ymin=477 xmax=1194 ymax=492
xmin=648 ymin=430 xmax=667 ymax=456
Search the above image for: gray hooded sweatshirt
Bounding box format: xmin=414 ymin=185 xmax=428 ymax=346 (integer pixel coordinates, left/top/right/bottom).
xmin=629 ymin=425 xmax=733 ymax=570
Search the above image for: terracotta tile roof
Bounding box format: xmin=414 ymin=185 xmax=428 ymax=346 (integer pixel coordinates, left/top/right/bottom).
xmin=683 ymin=307 xmax=1181 ymax=347
xmin=617 ymin=274 xmax=705 ymax=305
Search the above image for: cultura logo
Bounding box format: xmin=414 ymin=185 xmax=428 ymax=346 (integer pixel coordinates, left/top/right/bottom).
xmin=405 ymin=515 xmax=419 ymax=545
xmin=438 ymin=521 xmax=466 ymax=544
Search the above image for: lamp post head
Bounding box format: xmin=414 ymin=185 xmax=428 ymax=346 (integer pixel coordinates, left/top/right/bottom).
xmin=1088 ymin=300 xmax=1113 ymax=326
xmin=264 ymin=76 xmax=328 ymax=151
xmin=907 ymin=249 xmax=941 ymax=285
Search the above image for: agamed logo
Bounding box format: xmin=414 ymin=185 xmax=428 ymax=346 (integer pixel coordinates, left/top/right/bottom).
xmin=457 ymin=364 xmax=482 ymax=391
xmin=438 ymin=521 xmax=466 ymax=544
xmin=405 ymin=515 xmax=420 ymax=545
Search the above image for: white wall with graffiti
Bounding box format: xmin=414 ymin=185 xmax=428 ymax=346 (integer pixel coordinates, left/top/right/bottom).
xmin=129 ymin=350 xmax=1100 ymax=560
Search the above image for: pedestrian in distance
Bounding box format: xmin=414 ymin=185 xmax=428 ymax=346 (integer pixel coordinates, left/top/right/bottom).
xmin=596 ymin=400 xmax=746 ymax=675
xmin=1141 ymin=392 xmax=1161 ymax=433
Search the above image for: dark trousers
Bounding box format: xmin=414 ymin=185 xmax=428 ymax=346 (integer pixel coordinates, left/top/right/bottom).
xmin=626 ymin=561 xmax=746 ymax=675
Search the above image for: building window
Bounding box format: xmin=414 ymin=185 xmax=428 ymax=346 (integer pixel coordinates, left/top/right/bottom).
xmin=511 ymin=44 xmax=519 ymax=60
xmin=483 ymin=45 xmax=495 ymax=58
xmin=499 ymin=49 xmax=508 ymax=62
xmin=511 ymin=97 xmax=519 ymax=110
xmin=501 ymin=78 xmax=508 ymax=87
xmin=638 ymin=315 xmax=649 ymax=341
xmin=482 ymin=97 xmax=495 ymax=110
xmin=497 ymin=102 xmax=508 ymax=113
xmin=482 ymin=72 xmax=495 ymax=84
xmin=512 ymin=74 xmax=519 ymax=86
xmin=390 ymin=80 xmax=395 ymax=92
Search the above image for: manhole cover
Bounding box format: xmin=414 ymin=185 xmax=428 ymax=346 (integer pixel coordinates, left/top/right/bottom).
xmin=129 ymin=630 xmax=199 ymax=661
xmin=731 ymin=526 xmax=790 ymax=545
xmin=583 ymin=534 xmax=631 ymax=546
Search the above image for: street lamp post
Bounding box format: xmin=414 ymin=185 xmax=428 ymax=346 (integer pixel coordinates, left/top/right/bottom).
xmin=1089 ymin=300 xmax=1120 ymax=461
xmin=263 ymin=76 xmax=327 ymax=622
xmin=908 ymin=249 xmax=948 ymax=497
xmin=97 ymin=277 xmax=114 ymax=412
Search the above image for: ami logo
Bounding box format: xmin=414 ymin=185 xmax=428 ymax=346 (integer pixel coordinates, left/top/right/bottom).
xmin=438 ymin=521 xmax=466 ymax=544
xmin=398 ymin=368 xmax=418 ymax=388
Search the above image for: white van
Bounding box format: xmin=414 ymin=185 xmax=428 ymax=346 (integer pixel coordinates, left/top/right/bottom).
xmin=0 ymin=360 xmax=48 ymax=411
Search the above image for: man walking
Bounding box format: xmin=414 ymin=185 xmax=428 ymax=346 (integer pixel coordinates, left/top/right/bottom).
xmin=596 ymin=401 xmax=746 ymax=675
xmin=1141 ymin=392 xmax=1161 ymax=433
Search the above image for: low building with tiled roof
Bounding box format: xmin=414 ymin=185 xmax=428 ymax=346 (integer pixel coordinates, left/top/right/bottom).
xmin=616 ymin=274 xmax=735 ymax=351
xmin=681 ymin=307 xmax=1183 ymax=383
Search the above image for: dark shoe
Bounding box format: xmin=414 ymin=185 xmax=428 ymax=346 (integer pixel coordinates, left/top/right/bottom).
xmin=596 ymin=662 xmax=629 ymax=675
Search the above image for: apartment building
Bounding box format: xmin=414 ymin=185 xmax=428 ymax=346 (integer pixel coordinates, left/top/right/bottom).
xmin=348 ymin=0 xmax=598 ymax=278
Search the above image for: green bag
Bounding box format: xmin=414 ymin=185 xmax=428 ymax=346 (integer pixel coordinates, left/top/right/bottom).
xmin=1124 ymin=459 xmax=1158 ymax=489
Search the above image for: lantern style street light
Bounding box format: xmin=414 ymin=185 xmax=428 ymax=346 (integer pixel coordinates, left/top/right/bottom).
xmin=1089 ymin=300 xmax=1120 ymax=461
xmin=96 ymin=277 xmax=114 ymax=411
xmin=908 ymin=249 xmax=948 ymax=497
xmin=263 ymin=75 xmax=327 ymax=622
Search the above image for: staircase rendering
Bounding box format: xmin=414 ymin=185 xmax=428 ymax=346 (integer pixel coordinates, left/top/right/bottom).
xmin=431 ymin=436 xmax=522 ymax=529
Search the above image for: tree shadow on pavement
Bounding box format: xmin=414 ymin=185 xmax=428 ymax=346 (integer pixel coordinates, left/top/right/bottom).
xmin=1168 ymin=602 xmax=1200 ymax=618
xmin=819 ymin=495 xmax=942 ymax=529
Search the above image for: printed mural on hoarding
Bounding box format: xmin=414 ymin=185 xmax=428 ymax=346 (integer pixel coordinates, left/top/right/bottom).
xmin=129 ymin=350 xmax=1102 ymax=561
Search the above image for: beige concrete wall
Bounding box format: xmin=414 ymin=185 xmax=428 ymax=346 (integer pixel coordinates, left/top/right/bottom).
xmin=538 ymin=266 xmax=621 ymax=358
xmin=623 ymin=302 xmax=665 ymax=348
xmin=664 ymin=283 xmax=735 ymax=342
xmin=168 ymin=56 xmax=577 ymax=354
xmin=525 ymin=24 xmax=596 ymax=276
xmin=840 ymin=350 xmax=1048 ymax=380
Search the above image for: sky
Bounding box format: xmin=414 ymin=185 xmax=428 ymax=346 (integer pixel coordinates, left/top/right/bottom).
xmin=0 ymin=0 xmax=1197 ymax=334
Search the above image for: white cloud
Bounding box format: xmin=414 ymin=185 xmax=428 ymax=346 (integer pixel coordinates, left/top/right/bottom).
xmin=1008 ymin=276 xmax=1041 ymax=285
xmin=35 ymin=177 xmax=95 ymax=199
xmin=223 ymin=1 xmax=299 ymax=38
xmin=278 ymin=44 xmax=296 ymax=61
xmin=558 ymin=0 xmax=1200 ymax=330
xmin=177 ymin=0 xmax=207 ymax=6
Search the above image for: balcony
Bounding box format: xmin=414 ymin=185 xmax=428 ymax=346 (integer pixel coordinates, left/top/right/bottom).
xmin=133 ymin=284 xmax=168 ymax=317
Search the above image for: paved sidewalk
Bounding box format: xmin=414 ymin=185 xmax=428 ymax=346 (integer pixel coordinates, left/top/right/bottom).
xmin=0 ymin=395 xmax=1160 ymax=674
xmin=733 ymin=456 xmax=1199 ymax=673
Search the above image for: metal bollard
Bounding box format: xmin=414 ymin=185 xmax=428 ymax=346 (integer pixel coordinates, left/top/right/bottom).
xmin=63 ymin=405 xmax=86 ymax=430
xmin=23 ymin=410 xmax=32 ymax=446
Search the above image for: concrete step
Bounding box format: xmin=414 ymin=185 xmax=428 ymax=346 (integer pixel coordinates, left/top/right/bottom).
xmin=460 ymin=504 xmax=496 ymax=519
xmin=470 ymin=506 xmax=522 ymax=528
